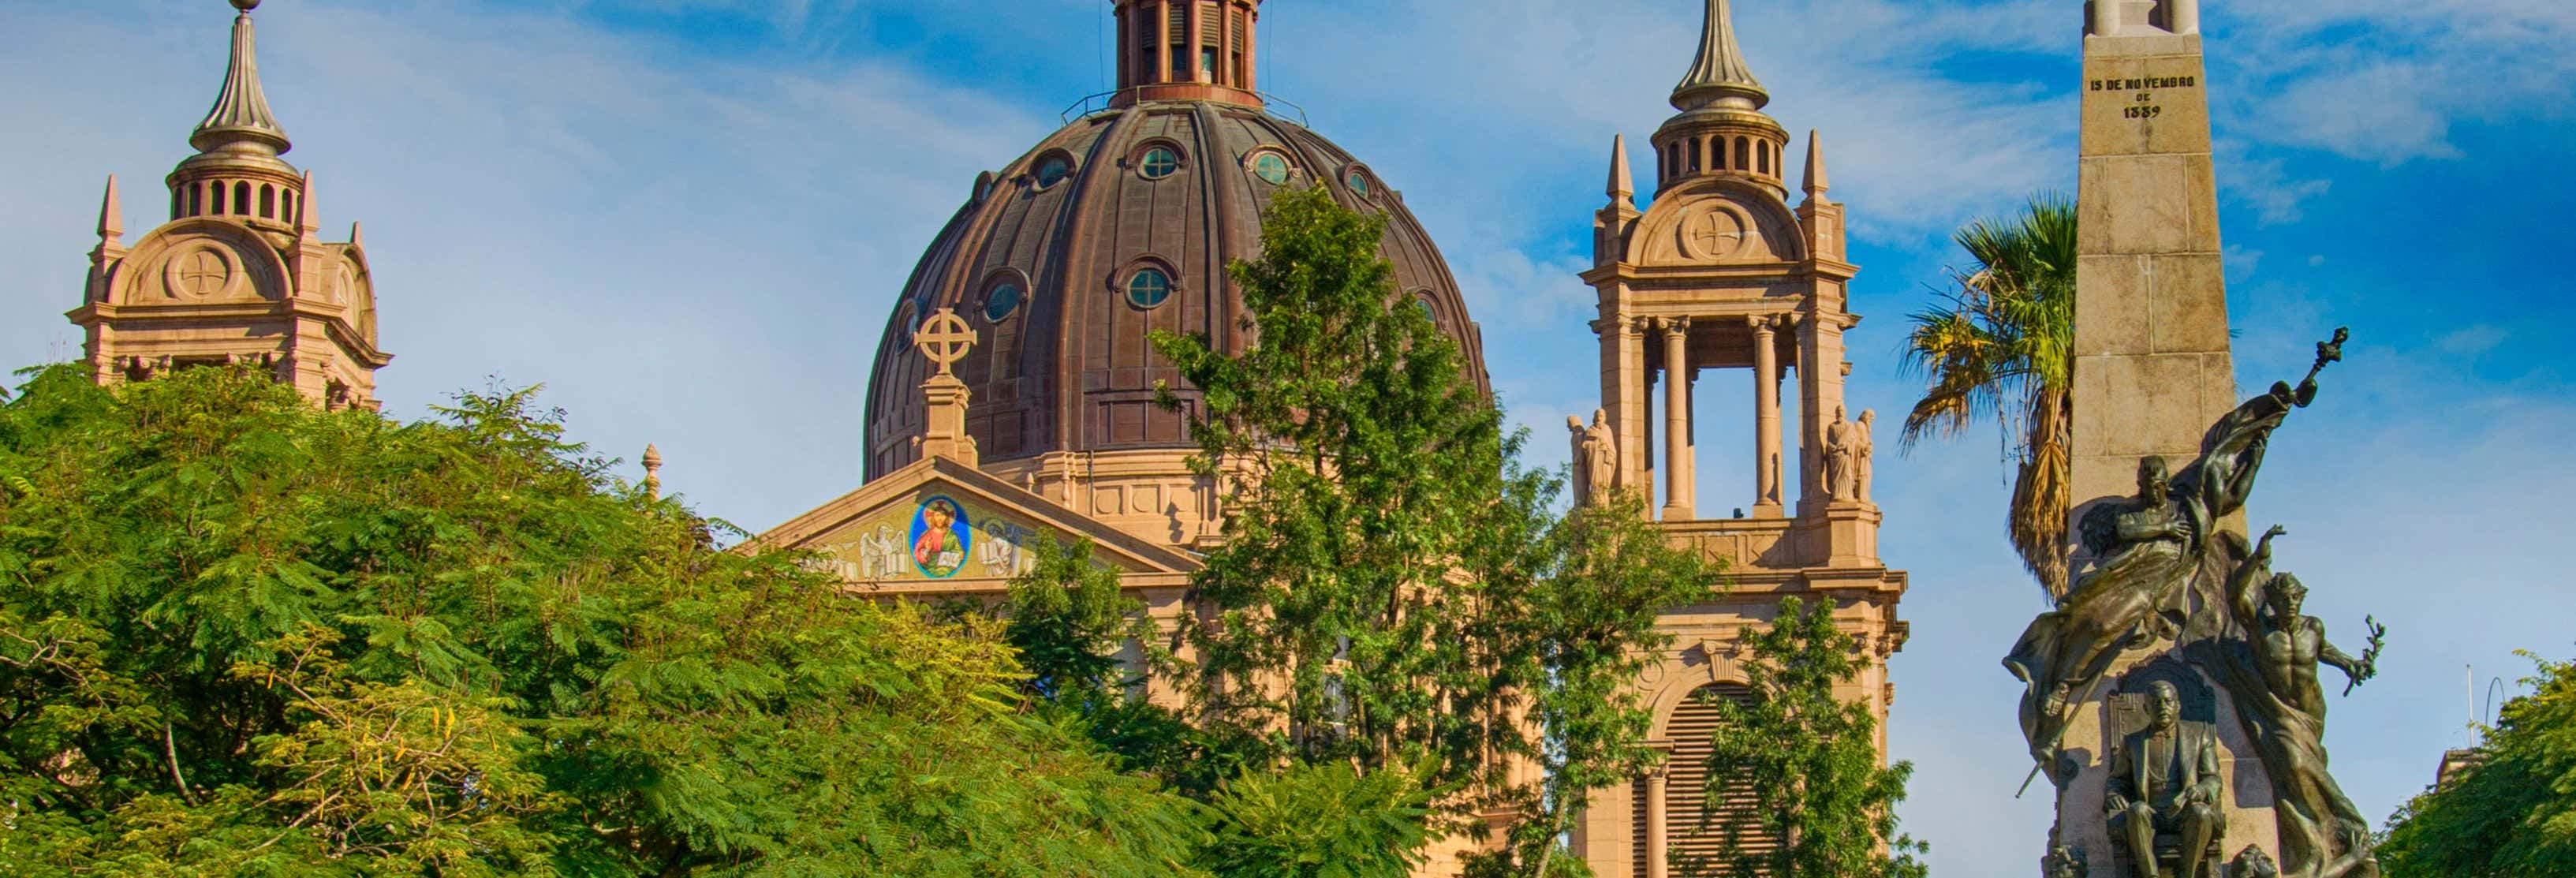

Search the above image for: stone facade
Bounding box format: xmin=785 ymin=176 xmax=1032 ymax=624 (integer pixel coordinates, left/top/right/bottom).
xmin=1566 ymin=2 xmax=1908 ymax=874
xmin=66 ymin=0 xmax=390 ymax=409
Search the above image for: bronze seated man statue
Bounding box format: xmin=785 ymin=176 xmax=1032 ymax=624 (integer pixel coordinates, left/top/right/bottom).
xmin=2106 ymin=680 xmax=2223 ymax=878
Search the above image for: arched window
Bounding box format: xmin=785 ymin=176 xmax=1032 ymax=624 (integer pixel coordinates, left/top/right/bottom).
xmin=1759 ymin=141 xmax=1772 ymax=176
xmin=1345 ymin=169 xmax=1372 ymax=197
xmin=233 ymin=181 xmax=252 ymax=215
xmin=1734 ymin=138 xmax=1751 ymax=173
xmin=1140 ymin=146 xmax=1181 ymax=180
xmin=210 ymin=181 xmax=226 ymax=215
xmin=284 ymin=192 xmax=297 ymax=226
xmin=1666 ymin=144 xmax=1681 ymax=180
xmin=1636 ymin=683 xmax=1774 ymax=872
xmin=259 ymin=184 xmax=276 ymax=219
xmin=1126 ymin=267 xmax=1172 ymax=308
xmin=1688 ymin=139 xmax=1702 ymax=173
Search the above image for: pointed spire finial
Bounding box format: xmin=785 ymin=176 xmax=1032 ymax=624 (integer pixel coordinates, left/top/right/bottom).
xmin=299 ymin=170 xmax=319 ymax=234
xmin=642 ymin=444 xmax=663 ymax=499
xmin=1671 ymin=0 xmax=1769 ymax=112
xmin=1607 ymin=134 xmax=1634 ymax=204
xmin=192 ymin=0 xmax=290 ymax=156
xmin=1803 ymin=129 xmax=1829 ymax=197
xmin=349 ymin=221 xmax=364 ymax=247
xmin=97 ymin=175 xmax=123 ymax=243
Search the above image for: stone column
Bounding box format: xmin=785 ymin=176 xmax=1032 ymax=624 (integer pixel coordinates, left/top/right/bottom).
xmin=1154 ymin=0 xmax=1173 ymax=81
xmin=1659 ymin=317 xmax=1693 ymax=521
xmin=1644 ymin=768 xmax=1670 ymax=878
xmin=1749 ymin=315 xmax=1783 ymax=516
xmin=1242 ymin=2 xmax=1257 ymax=91
xmin=1185 ymin=0 xmax=1202 ymax=81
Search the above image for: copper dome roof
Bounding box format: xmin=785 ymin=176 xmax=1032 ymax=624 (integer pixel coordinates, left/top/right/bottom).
xmin=862 ymin=100 xmax=1489 ymax=480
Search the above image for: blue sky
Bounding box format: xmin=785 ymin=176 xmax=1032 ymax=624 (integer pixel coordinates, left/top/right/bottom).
xmin=3 ymin=0 xmax=2571 ymax=872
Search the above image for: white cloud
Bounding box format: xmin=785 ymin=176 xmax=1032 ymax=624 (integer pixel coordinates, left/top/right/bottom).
xmin=2216 ymin=139 xmax=2334 ymax=225
xmin=2215 ymin=1 xmax=2576 ymax=164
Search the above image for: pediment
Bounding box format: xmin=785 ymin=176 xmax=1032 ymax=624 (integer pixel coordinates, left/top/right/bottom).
xmin=752 ymin=455 xmax=1202 ymax=588
xmin=1628 ymin=181 xmax=1805 ymax=267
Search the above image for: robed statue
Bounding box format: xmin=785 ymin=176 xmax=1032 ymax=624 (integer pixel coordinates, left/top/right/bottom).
xmin=1570 ymin=408 xmax=1618 ymax=506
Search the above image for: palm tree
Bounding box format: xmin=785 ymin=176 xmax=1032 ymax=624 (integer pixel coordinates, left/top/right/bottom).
xmin=1899 ymin=193 xmax=2078 ymax=600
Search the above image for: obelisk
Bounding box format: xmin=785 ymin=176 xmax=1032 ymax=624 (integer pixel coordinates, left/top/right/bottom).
xmin=2069 ymin=0 xmax=2234 ymax=529
xmin=2058 ymin=1 xmax=2281 ymax=872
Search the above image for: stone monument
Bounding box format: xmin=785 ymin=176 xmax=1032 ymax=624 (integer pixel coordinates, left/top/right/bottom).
xmin=2010 ymin=3 xmax=2389 ymax=876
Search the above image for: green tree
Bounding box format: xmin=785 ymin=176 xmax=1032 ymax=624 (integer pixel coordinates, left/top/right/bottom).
xmin=1200 ymin=760 xmax=1437 ymax=878
xmin=1690 ymin=597 xmax=1925 ymax=878
xmin=1147 ymin=185 xmax=1715 ymax=871
xmin=1900 ymin=192 xmax=2079 ymax=597
xmin=0 ymin=365 xmax=1205 ymax=876
xmin=2378 ymin=650 xmax=2576 ymax=876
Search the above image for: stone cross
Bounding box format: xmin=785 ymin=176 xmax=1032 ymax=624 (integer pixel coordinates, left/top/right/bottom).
xmin=912 ymin=308 xmax=980 ymax=465
xmin=914 ymin=309 xmax=976 ymax=375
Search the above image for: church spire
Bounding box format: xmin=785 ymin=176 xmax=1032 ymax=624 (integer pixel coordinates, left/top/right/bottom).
xmin=1671 ymin=0 xmax=1769 ymax=112
xmin=192 ymin=0 xmax=290 ymax=156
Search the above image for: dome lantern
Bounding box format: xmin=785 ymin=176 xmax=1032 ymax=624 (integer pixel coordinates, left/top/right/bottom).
xmin=1648 ymin=0 xmax=1791 ymax=196
xmin=1111 ymin=0 xmax=1264 ymax=109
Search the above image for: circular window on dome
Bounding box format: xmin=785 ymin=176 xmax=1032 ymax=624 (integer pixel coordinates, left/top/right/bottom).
xmin=1344 ymin=167 xmax=1373 ymax=198
xmin=1139 ymin=146 xmax=1181 ymax=180
xmin=1250 ymin=151 xmax=1292 ymax=185
xmin=1033 ymin=152 xmax=1076 ymax=189
xmin=1125 ymin=267 xmax=1173 ymax=309
xmin=984 ymin=282 xmax=1024 ymax=323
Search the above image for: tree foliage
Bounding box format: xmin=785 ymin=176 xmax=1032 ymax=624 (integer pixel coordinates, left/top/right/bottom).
xmin=1144 ymin=185 xmax=1717 ymax=870
xmin=0 ymin=365 xmax=1204 ymax=876
xmin=2378 ymin=650 xmax=2576 ymax=876
xmin=1900 ymin=192 xmax=2078 ymax=597
xmin=1689 ymin=597 xmax=1925 ymax=878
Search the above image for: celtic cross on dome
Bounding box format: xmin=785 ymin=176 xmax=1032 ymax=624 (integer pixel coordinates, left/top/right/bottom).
xmin=913 ymin=309 xmax=976 ymax=375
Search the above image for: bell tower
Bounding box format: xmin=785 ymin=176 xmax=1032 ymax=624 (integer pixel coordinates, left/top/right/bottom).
xmin=1569 ymin=1 xmax=1906 ymax=873
xmin=66 ymin=0 xmax=391 ymax=409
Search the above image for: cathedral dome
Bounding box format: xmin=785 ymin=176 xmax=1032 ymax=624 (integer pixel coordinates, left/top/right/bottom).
xmin=861 ymin=81 xmax=1488 ymax=480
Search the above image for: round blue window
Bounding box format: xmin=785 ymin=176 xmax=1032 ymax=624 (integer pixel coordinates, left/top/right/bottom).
xmin=1035 ymin=155 xmax=1073 ymax=189
xmin=1253 ymin=152 xmax=1290 ymax=185
xmin=1141 ymin=147 xmax=1180 ymax=179
xmin=1346 ymin=170 xmax=1371 ymax=196
xmin=1126 ymin=268 xmax=1172 ymax=308
xmin=984 ymin=283 xmax=1023 ymax=322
